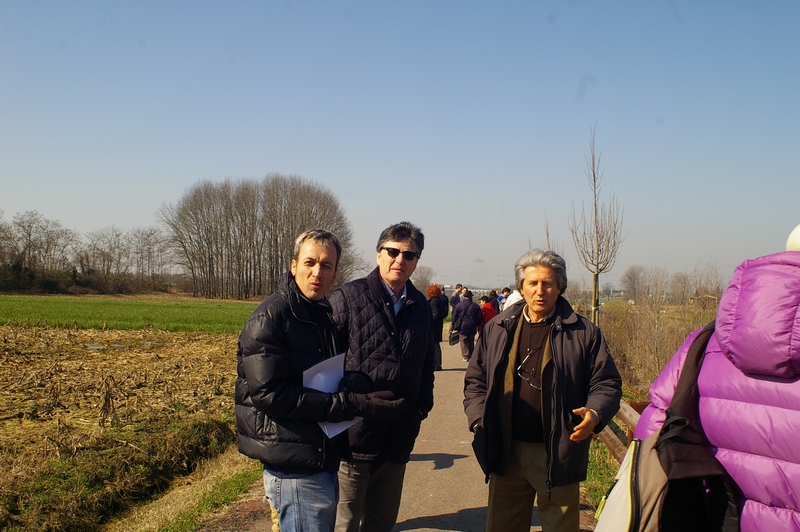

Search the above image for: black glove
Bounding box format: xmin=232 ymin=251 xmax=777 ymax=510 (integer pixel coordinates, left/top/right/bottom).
xmin=345 ymin=390 xmax=407 ymax=421
xmin=338 ymin=371 xmax=373 ymax=394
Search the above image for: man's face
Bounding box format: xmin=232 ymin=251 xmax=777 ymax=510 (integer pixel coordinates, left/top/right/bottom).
xmin=377 ymin=239 xmax=419 ymax=289
xmin=290 ymin=240 xmax=338 ymax=301
xmin=521 ymin=265 xmax=560 ymax=321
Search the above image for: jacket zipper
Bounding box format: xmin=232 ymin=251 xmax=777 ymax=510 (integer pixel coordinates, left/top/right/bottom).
xmin=291 ymin=295 xmax=332 ymax=469
xmin=545 ymin=320 xmax=561 ymax=502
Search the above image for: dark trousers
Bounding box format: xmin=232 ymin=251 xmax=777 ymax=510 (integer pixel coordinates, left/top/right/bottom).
xmin=459 ymin=332 xmax=475 ymax=360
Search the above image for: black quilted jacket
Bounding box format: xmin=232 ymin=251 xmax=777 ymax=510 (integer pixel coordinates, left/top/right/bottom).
xmin=329 ymin=267 xmax=436 ymax=463
xmin=235 ymin=272 xmax=349 ymax=470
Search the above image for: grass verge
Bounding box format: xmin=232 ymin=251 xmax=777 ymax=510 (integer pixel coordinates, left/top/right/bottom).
xmin=584 ymin=438 xmax=619 ymax=509
xmin=100 ymin=447 xmax=262 ymax=532
xmin=159 ymin=466 xmax=262 ymax=532
xmin=2 ymin=416 xmax=236 ymax=531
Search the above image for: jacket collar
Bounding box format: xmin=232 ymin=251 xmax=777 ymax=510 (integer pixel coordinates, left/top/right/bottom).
xmin=366 ymin=267 xmax=418 ymax=307
xmin=279 ymin=271 xmax=333 ymax=321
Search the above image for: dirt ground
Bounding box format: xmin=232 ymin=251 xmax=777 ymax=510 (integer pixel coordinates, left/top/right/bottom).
xmin=0 ymin=324 xmax=237 ymax=528
xmin=0 ymin=325 xmax=235 ymax=441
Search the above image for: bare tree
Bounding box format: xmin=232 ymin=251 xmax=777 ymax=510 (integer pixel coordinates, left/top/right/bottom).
xmin=620 ymin=264 xmax=647 ymax=302
xmin=128 ymin=227 xmax=171 ymax=282
xmin=412 ymin=265 xmax=435 ymax=294
xmin=10 ymin=211 xmax=76 ymax=275
xmin=563 ymin=276 xmax=588 ymax=313
xmin=11 ymin=210 xmax=44 ymax=273
xmin=689 ymin=261 xmax=723 ymax=321
xmin=0 ymin=210 xmax=12 ymax=266
xmin=543 ymin=213 xmax=565 ymax=257
xmin=82 ymin=226 xmax=130 ymax=276
xmin=670 ymin=271 xmax=692 ymax=306
xmin=160 ymin=174 xmax=357 ymax=299
xmin=568 ymin=125 xmax=626 ymax=323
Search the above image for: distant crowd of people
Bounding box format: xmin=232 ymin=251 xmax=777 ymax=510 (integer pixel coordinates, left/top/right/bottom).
xmin=235 ymin=219 xmax=800 ymax=532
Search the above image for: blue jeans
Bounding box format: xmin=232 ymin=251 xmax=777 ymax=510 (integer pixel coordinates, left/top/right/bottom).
xmin=263 ymin=468 xmax=339 ymax=532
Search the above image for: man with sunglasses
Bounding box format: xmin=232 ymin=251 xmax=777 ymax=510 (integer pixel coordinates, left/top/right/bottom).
xmin=463 ymin=249 xmax=621 ymax=532
xmin=329 ymin=221 xmax=436 ymax=532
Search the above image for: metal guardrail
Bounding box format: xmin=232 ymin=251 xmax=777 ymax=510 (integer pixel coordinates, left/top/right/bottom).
xmin=595 ymin=400 xmax=649 ymax=463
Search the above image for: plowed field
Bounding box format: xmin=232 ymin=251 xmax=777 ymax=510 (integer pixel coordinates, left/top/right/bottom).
xmin=0 ymin=325 xmax=238 ymax=530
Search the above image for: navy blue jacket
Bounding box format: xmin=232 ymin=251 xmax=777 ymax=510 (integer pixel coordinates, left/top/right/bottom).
xmin=329 ymin=267 xmax=436 ymax=463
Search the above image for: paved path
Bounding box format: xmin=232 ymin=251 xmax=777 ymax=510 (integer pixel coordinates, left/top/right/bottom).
xmin=198 ymin=341 xmax=597 ymax=531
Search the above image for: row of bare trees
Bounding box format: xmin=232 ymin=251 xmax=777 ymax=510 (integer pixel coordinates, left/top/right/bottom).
xmin=598 ymin=263 xmax=724 ymax=395
xmin=158 ymin=174 xmax=361 ymax=299
xmin=618 ymin=262 xmax=723 ymax=308
xmin=1 ymin=174 xmax=361 ymax=298
xmin=0 ymin=210 xmax=174 ymax=292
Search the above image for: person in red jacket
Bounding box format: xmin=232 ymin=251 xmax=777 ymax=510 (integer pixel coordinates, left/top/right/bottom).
xmin=478 ymin=295 xmax=498 ymax=334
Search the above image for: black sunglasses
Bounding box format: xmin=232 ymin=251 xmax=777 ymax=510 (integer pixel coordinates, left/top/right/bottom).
xmin=381 ymin=246 xmax=420 ymax=261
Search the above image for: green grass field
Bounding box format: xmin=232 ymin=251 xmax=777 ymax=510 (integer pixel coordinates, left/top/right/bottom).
xmin=0 ymin=294 xmax=259 ymax=334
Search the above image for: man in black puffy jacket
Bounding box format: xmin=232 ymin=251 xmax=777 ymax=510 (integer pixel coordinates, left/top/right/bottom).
xmin=235 ymin=229 xmax=406 ymax=532
xmin=330 ymin=221 xmax=436 ymax=532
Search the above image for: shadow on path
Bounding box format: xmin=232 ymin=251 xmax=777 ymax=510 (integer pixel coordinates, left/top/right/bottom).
xmin=409 ymin=452 xmax=471 ymax=470
xmin=394 ymin=506 xmax=488 ymax=532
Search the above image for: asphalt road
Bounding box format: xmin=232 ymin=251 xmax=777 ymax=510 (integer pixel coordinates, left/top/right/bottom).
xmin=197 ymin=340 xmax=597 ymax=532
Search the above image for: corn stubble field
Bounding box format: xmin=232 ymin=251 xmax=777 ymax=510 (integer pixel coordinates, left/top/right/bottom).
xmin=0 ymin=325 xmax=238 ymax=531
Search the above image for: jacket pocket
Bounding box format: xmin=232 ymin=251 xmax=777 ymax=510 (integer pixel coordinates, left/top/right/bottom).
xmin=471 ymin=423 xmax=490 ymax=478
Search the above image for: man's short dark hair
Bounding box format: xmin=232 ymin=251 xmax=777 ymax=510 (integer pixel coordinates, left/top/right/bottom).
xmin=294 ymin=229 xmax=342 ymax=268
xmin=376 ymin=221 xmax=424 ymax=256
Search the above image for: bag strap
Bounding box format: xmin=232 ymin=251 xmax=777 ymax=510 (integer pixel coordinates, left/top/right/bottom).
xmin=668 ymin=320 xmax=715 ymax=426
xmin=657 ymin=321 xmax=729 ymax=481
xmin=655 ymin=321 xmax=715 ymax=452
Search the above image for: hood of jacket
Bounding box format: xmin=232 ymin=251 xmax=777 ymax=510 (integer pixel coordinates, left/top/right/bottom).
xmin=715 ymin=251 xmax=800 ymax=379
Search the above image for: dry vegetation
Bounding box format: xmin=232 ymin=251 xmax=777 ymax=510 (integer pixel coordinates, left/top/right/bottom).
xmin=0 ymin=325 xmax=238 ymax=531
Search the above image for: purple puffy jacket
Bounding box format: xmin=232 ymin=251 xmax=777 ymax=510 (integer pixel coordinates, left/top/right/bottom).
xmin=634 ymin=251 xmax=800 ymax=530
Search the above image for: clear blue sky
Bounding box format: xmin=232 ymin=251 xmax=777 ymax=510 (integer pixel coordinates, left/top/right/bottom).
xmin=2 ymin=1 xmax=798 ymax=289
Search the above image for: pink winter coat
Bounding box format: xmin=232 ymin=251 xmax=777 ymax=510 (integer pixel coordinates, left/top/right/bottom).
xmin=634 ymin=251 xmax=800 ymax=530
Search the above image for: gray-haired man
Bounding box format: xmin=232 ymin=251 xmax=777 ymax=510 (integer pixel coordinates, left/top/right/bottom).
xmin=464 ymin=249 xmax=621 ymax=531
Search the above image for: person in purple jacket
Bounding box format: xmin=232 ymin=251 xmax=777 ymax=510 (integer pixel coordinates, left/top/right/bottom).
xmin=634 ymin=223 xmax=800 ymax=530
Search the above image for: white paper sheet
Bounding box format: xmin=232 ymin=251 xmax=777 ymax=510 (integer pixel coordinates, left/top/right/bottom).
xmin=303 ymin=354 xmax=361 ymax=438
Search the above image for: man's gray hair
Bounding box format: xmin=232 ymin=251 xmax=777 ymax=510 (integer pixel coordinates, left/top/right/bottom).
xmin=513 ymin=249 xmax=568 ymax=294
xmin=293 ymin=229 xmax=342 ymax=268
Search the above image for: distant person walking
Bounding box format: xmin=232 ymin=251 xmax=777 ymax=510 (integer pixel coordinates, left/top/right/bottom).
xmin=437 ymin=285 xmax=449 ymax=323
xmin=452 ymin=290 xmax=482 ymax=362
xmin=479 ymin=295 xmax=499 ymax=334
xmin=487 ymin=289 xmax=501 ymax=314
xmin=427 ymin=283 xmax=447 ymax=371
xmin=449 ymin=284 xmax=464 ymax=311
